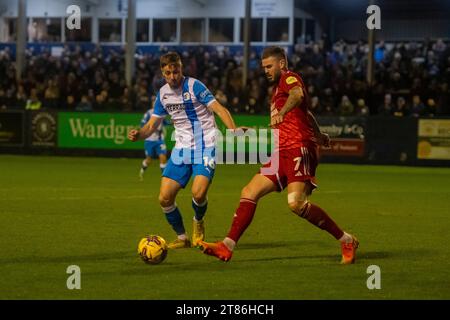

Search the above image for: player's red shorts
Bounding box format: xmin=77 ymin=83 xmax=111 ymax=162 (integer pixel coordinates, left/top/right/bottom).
xmin=259 ymin=142 xmax=319 ymax=191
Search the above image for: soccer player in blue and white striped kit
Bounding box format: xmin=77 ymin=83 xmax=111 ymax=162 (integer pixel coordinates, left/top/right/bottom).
xmin=139 ymin=104 xmax=168 ymax=180
xmin=128 ymin=52 xmax=241 ymax=249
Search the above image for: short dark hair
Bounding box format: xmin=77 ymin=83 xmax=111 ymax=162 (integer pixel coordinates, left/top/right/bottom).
xmin=261 ymin=46 xmax=287 ymax=61
xmin=160 ymin=52 xmax=182 ymax=69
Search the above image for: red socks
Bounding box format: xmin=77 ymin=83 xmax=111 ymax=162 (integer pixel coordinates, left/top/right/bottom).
xmin=301 ymin=203 xmax=344 ymax=240
xmin=226 ymin=198 xmax=343 ymax=243
xmin=227 ymin=198 xmax=257 ymax=242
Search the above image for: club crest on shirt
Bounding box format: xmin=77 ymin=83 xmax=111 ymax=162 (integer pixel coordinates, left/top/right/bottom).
xmin=286 ymin=76 xmax=298 ymax=85
xmin=183 ymin=92 xmax=191 ymax=101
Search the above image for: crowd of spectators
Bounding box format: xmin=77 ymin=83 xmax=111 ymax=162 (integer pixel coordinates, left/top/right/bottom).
xmin=295 ymin=38 xmax=450 ymax=117
xmin=1 ymin=38 xmax=450 ymax=116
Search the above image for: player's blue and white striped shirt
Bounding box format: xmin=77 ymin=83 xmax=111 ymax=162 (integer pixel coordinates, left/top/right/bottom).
xmin=140 ymin=108 xmax=164 ymax=142
xmin=152 ymin=77 xmax=216 ymax=150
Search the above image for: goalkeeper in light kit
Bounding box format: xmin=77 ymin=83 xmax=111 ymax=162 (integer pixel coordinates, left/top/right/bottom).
xmin=200 ymin=46 xmax=359 ymax=264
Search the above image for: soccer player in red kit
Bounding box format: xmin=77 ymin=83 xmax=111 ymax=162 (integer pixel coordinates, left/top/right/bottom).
xmin=200 ymin=46 xmax=359 ymax=264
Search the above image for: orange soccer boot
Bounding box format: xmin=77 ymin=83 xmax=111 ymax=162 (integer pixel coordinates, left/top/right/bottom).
xmin=199 ymin=241 xmax=233 ymax=262
xmin=341 ymin=236 xmax=359 ymax=265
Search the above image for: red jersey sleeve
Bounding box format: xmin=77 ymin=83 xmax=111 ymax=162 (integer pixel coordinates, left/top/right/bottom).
xmin=279 ymin=72 xmax=303 ymax=94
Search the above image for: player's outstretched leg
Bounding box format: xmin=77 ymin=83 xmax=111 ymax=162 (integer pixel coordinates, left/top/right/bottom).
xmin=200 ymin=174 xmax=276 ymax=261
xmin=159 ymin=177 xmax=190 ymax=249
xmin=200 ymin=197 xmax=257 ymax=261
xmin=287 ymin=181 xmax=359 ymax=264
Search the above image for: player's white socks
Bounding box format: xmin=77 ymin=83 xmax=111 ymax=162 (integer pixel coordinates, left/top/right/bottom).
xmin=142 ymin=160 xmax=148 ymax=169
xmin=177 ymin=234 xmax=187 ymax=241
xmin=192 ymin=197 xmax=208 ymax=208
xmin=223 ymin=237 xmax=236 ymax=251
xmin=339 ymin=232 xmax=353 ymax=243
xmin=160 ymin=163 xmax=167 ymax=170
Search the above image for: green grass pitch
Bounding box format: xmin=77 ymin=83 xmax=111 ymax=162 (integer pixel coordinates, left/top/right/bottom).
xmin=1 ymin=155 xmax=449 ymax=299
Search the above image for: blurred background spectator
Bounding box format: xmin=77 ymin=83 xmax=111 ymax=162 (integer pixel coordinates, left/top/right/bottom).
xmin=0 ymin=39 xmax=449 ymax=116
xmin=25 ymin=88 xmax=41 ymax=110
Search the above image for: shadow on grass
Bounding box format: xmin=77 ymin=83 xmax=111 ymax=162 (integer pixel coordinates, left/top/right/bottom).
xmin=358 ymin=251 xmax=391 ymax=260
xmin=118 ymin=253 xmax=338 ymax=276
xmin=236 ymin=239 xmax=326 ymax=250
xmin=0 ymin=247 xmax=429 ymax=269
xmin=235 ymin=250 xmax=394 ymax=263
xmin=0 ymin=251 xmax=134 ymax=265
xmin=235 ymin=254 xmax=337 ymax=263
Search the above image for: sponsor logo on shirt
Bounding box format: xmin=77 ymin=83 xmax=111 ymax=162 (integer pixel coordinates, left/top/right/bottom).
xmin=286 ymin=76 xmax=298 ymax=85
xmin=199 ymin=90 xmax=210 ymax=99
xmin=166 ymin=103 xmax=186 ymax=112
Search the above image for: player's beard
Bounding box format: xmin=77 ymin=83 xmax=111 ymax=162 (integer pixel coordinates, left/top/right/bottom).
xmin=169 ymin=83 xmax=179 ymax=89
xmin=267 ymin=71 xmax=281 ymax=84
xmin=168 ymin=78 xmax=182 ymax=89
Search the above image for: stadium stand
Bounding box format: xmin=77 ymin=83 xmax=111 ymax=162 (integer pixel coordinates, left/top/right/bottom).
xmin=1 ymin=39 xmax=449 ymax=116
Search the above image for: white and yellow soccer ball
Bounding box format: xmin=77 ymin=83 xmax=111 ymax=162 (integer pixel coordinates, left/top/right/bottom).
xmin=138 ymin=235 xmax=168 ymax=265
